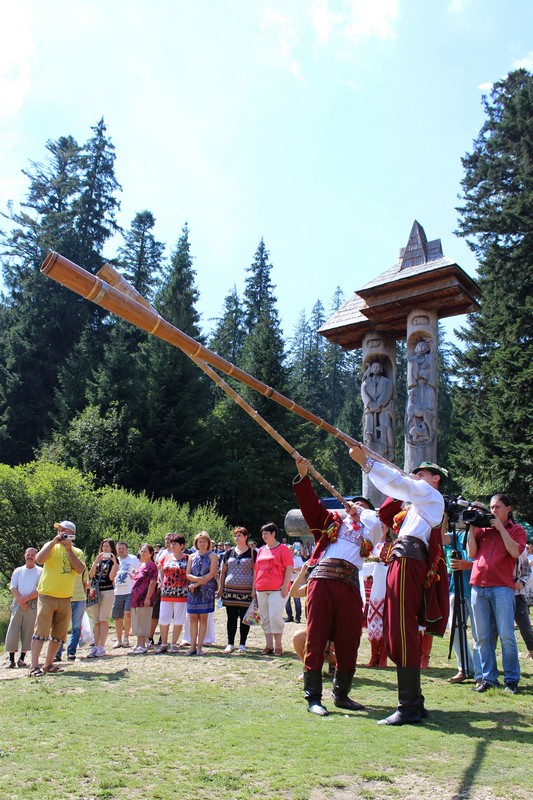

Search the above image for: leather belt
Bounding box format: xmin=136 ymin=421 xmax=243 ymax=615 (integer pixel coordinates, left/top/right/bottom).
xmin=389 ymin=535 xmax=427 ymax=562
xmin=310 ymin=558 xmax=359 ymax=587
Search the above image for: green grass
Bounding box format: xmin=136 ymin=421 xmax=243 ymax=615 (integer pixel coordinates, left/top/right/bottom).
xmin=1 ymin=617 xmax=532 ymax=800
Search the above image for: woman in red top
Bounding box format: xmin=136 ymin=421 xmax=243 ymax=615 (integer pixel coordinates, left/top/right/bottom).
xmin=252 ymin=523 xmax=293 ymax=656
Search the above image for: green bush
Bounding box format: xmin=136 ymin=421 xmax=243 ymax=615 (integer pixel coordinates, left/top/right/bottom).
xmin=0 ymin=461 xmax=99 ymax=579
xmin=97 ymin=487 xmax=232 ymax=552
xmin=0 ymin=461 xmax=231 ymax=579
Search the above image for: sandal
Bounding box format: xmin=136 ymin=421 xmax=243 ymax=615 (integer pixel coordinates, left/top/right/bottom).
xmin=43 ymin=664 xmax=65 ymax=674
xmin=29 ymin=667 xmax=44 ymax=677
xmin=261 ymin=647 xmax=274 ymax=655
xmin=273 ymin=648 xmax=283 ymax=656
xmin=185 ymin=649 xmax=197 ymax=656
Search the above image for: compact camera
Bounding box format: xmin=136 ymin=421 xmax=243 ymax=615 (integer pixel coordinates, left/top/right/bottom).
xmin=60 ymin=533 xmax=76 ymax=540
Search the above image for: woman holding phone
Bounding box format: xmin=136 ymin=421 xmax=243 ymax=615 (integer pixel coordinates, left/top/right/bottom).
xmin=87 ymin=538 xmax=118 ymax=659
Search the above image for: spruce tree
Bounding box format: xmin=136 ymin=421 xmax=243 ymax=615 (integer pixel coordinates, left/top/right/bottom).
xmin=209 ymin=286 xmax=246 ymax=366
xmin=209 ymin=240 xmax=297 ymax=532
xmin=74 ymin=117 xmax=121 ymax=271
xmin=135 ymin=224 xmax=211 ymax=502
xmin=117 ymin=210 xmax=164 ymax=302
xmin=0 ymin=122 xmax=122 ymax=462
xmin=452 ymin=69 xmax=533 ymax=515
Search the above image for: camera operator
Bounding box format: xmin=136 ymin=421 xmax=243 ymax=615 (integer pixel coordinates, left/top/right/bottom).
xmin=29 ymin=521 xmax=85 ymax=677
xmin=468 ymin=494 xmax=526 ymax=694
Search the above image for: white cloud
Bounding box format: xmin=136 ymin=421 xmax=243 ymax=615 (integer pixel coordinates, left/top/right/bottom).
xmin=309 ymin=0 xmax=343 ymax=44
xmin=261 ymin=7 xmax=300 ymax=61
xmin=344 ymin=0 xmax=399 ymax=45
xmin=261 ymin=6 xmax=306 ymax=79
xmin=512 ymin=51 xmax=533 ymax=70
xmin=0 ymin=6 xmax=34 ymax=121
xmin=478 ymin=82 xmax=493 ymax=91
xmin=309 ymin=0 xmax=398 ymax=46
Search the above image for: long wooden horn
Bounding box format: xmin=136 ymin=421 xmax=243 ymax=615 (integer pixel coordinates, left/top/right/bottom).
xmin=41 ymin=251 xmax=405 ymax=474
xmin=96 ymin=263 xmax=348 ymax=504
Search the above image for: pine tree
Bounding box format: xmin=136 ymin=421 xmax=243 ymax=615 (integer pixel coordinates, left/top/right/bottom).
xmin=452 ymin=69 xmax=533 ymax=516
xmin=209 ymin=240 xmax=297 ymax=531
xmin=117 ymin=210 xmax=164 ymax=302
xmin=0 ymin=135 xmax=85 ymax=461
xmin=243 ymin=238 xmax=276 ymax=328
xmin=74 ymin=118 xmax=121 ymax=271
xmin=0 ymin=122 xmax=123 ymax=462
xmin=135 ymin=224 xmax=211 ymax=502
xmin=209 ymin=286 xmax=246 ymax=365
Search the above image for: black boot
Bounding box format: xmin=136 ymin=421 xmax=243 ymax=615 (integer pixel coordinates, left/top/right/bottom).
xmin=304 ymin=670 xmax=329 ymax=716
xmin=419 ymin=687 xmax=429 ymax=719
xmin=332 ymin=670 xmax=365 ymax=711
xmin=377 ymin=666 xmax=423 ymax=726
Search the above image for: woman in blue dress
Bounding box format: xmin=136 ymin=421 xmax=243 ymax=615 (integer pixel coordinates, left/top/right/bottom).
xmin=186 ymin=531 xmax=218 ymax=655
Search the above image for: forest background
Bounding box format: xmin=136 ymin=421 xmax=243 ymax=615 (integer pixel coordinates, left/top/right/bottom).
xmin=0 ymin=71 xmax=532 ymax=575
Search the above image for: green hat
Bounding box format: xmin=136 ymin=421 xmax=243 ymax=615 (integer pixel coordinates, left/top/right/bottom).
xmin=412 ymin=462 xmax=449 ymax=481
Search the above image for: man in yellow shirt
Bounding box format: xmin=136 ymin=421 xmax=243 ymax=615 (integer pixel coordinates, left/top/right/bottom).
xmin=29 ymin=521 xmax=85 ymax=676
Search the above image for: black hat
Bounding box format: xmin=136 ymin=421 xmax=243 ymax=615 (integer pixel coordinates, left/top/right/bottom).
xmin=351 ymin=495 xmax=375 ymax=510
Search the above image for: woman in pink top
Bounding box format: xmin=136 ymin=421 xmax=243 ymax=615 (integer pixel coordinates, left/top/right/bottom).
xmin=253 ymin=523 xmax=293 ymax=656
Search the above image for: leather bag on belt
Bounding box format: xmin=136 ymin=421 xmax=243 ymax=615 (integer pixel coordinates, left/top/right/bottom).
xmin=388 ymin=535 xmax=428 ymax=562
xmin=309 ymin=558 xmax=359 ymax=587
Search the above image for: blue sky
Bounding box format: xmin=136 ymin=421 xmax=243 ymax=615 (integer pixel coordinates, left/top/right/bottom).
xmin=1 ymin=0 xmax=532 ymax=344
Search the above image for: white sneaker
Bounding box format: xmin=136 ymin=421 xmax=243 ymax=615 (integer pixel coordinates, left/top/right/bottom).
xmin=96 ymin=646 xmax=106 ymax=657
xmin=122 ymin=637 xmax=129 ymax=647
xmin=86 ymin=646 xmax=99 ymax=658
xmin=224 ymin=644 xmax=234 ymax=654
xmin=238 ymin=645 xmax=247 ymax=653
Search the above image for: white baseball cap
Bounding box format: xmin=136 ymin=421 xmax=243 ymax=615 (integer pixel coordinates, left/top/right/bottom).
xmin=54 ymin=520 xmax=76 ymax=533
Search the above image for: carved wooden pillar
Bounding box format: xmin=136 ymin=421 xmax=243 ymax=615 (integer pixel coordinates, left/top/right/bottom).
xmin=404 ymin=308 xmax=438 ymax=473
xmin=360 ymin=331 xmax=396 ymax=507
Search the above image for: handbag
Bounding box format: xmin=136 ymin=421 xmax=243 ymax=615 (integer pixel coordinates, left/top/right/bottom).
xmin=86 ymin=578 xmax=100 ymax=607
xmin=243 ymin=599 xmax=261 ymax=626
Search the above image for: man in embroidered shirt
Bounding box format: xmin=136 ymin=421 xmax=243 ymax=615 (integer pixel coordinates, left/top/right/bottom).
xmin=293 ymin=456 xmax=379 ymax=716
xmin=348 ymin=446 xmax=448 ymax=725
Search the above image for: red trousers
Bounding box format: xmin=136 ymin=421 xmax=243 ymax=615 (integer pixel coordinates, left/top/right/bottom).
xmin=304 ymin=578 xmax=363 ymax=672
xmin=383 ymin=557 xmax=427 ymax=668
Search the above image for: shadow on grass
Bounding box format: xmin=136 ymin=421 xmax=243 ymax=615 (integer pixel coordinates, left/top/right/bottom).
xmin=63 ymin=666 xmax=130 ymax=682
xmin=426 ymin=708 xmax=532 ymax=799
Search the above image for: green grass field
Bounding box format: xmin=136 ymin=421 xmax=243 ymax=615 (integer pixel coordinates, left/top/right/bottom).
xmin=1 ymin=612 xmax=532 ymax=800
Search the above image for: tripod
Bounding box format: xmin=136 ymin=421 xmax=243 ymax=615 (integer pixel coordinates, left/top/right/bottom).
xmin=447 ymin=523 xmax=473 ymax=678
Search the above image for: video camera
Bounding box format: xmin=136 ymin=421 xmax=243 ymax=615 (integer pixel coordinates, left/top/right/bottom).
xmin=444 ymin=496 xmax=494 ymax=528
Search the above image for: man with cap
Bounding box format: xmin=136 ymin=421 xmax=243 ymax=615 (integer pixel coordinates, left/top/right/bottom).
xmin=29 ymin=521 xmax=85 ymax=676
xmin=348 ymin=448 xmax=449 ymax=725
xmin=293 ymin=456 xmax=381 ymax=716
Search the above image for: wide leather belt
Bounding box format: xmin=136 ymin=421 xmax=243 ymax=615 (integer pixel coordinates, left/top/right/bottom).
xmin=389 ymin=535 xmax=427 ymax=562
xmin=310 ymin=558 xmax=359 ymax=587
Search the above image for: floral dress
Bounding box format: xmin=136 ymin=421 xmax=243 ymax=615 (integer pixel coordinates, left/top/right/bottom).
xmin=187 ymin=552 xmax=216 ymax=614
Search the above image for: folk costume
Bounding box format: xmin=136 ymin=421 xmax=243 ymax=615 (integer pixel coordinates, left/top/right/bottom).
xmin=293 ymin=473 xmax=377 ymax=716
xmin=368 ymin=460 xmax=449 ymax=725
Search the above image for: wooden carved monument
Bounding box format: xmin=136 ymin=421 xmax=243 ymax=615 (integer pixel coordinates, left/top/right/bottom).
xmin=319 ymin=220 xmax=480 ymax=506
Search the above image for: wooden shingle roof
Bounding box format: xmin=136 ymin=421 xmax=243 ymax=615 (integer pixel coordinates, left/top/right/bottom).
xmin=319 ymin=221 xmax=480 ymax=350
